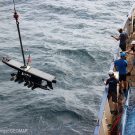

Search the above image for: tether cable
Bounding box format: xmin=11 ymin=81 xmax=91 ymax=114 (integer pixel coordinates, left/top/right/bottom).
xmin=13 ymin=0 xmax=26 ymax=67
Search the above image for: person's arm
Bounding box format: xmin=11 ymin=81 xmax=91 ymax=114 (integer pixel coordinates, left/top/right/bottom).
xmin=126 ymin=46 xmax=133 ymax=54
xmin=111 ymin=35 xmax=120 ymax=41
xmin=105 ymin=79 xmax=109 ymax=85
xmin=127 ymin=52 xmax=135 ymax=55
xmin=114 ymin=61 xmax=118 ymax=71
xmin=125 ymin=49 xmax=132 ymax=53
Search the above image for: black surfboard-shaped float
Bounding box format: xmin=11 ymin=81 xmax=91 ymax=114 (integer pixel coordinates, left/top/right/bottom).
xmin=2 ymin=1 xmax=56 ymax=90
xmin=2 ymin=57 xmax=56 ymax=90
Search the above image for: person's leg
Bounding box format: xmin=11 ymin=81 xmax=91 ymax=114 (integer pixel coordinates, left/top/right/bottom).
xmin=120 ymin=75 xmax=127 ymax=90
xmin=123 ymin=75 xmax=127 ymax=98
xmin=107 ymin=92 xmax=111 ymax=101
xmin=108 ymin=92 xmax=114 ymax=113
xmin=119 ymin=75 xmax=123 ymax=94
xmin=112 ymin=92 xmax=118 ymax=112
xmin=123 ymin=81 xmax=127 ymax=90
xmin=120 ymin=43 xmax=126 ymax=51
xmin=119 ymin=81 xmax=123 ymax=93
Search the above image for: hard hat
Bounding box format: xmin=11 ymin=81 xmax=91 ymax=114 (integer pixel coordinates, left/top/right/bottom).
xmin=131 ymin=40 xmax=135 ymax=45
xmin=108 ymin=70 xmax=114 ymax=75
xmin=120 ymin=52 xmax=126 ymax=57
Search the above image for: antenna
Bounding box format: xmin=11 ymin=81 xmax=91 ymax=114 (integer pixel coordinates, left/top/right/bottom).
xmin=13 ymin=0 xmax=26 ymax=67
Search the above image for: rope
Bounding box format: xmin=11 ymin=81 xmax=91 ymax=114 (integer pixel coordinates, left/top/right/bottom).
xmin=12 ymin=0 xmax=26 ymax=67
xmin=13 ymin=0 xmax=16 ymax=12
xmin=12 ymin=0 xmax=19 ymax=22
xmin=111 ymin=112 xmax=123 ymax=132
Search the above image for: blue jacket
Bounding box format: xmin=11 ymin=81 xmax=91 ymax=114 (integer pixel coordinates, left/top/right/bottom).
xmin=114 ymin=59 xmax=127 ymax=75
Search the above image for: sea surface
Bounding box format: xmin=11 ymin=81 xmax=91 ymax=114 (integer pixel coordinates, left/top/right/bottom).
xmin=125 ymin=88 xmax=135 ymax=135
xmin=0 ymin=0 xmax=134 ymax=135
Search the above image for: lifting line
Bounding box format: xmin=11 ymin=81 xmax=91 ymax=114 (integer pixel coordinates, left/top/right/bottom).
xmin=13 ymin=0 xmax=26 ymax=67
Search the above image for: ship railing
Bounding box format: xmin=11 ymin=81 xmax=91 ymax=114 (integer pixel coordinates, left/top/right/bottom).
xmin=94 ymin=86 xmax=112 ymax=135
xmin=94 ymin=46 xmax=120 ymax=135
xmin=118 ymin=83 xmax=130 ymax=135
xmin=123 ymin=3 xmax=135 ymax=37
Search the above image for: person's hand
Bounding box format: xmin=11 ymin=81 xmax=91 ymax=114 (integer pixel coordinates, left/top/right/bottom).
xmin=104 ymin=80 xmax=106 ymax=85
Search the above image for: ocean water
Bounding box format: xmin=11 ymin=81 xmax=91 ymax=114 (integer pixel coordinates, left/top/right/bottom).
xmin=125 ymin=88 xmax=135 ymax=135
xmin=0 ymin=0 xmax=134 ymax=135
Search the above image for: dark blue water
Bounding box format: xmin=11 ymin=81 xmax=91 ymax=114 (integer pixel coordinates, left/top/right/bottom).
xmin=125 ymin=88 xmax=135 ymax=135
xmin=0 ymin=0 xmax=134 ymax=135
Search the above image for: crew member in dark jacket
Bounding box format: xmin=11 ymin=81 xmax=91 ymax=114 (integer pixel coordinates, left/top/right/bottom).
xmin=111 ymin=28 xmax=128 ymax=51
xmin=106 ymin=70 xmax=119 ymax=113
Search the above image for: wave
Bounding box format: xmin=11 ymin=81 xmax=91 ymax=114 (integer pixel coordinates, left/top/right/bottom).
xmin=57 ymin=48 xmax=95 ymax=63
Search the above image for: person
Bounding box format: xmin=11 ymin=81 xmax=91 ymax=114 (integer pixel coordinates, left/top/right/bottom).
xmin=105 ymin=70 xmax=119 ymax=113
xmin=111 ymin=28 xmax=128 ymax=51
xmin=114 ymin=52 xmax=128 ymax=96
xmin=126 ymin=40 xmax=135 ymax=75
